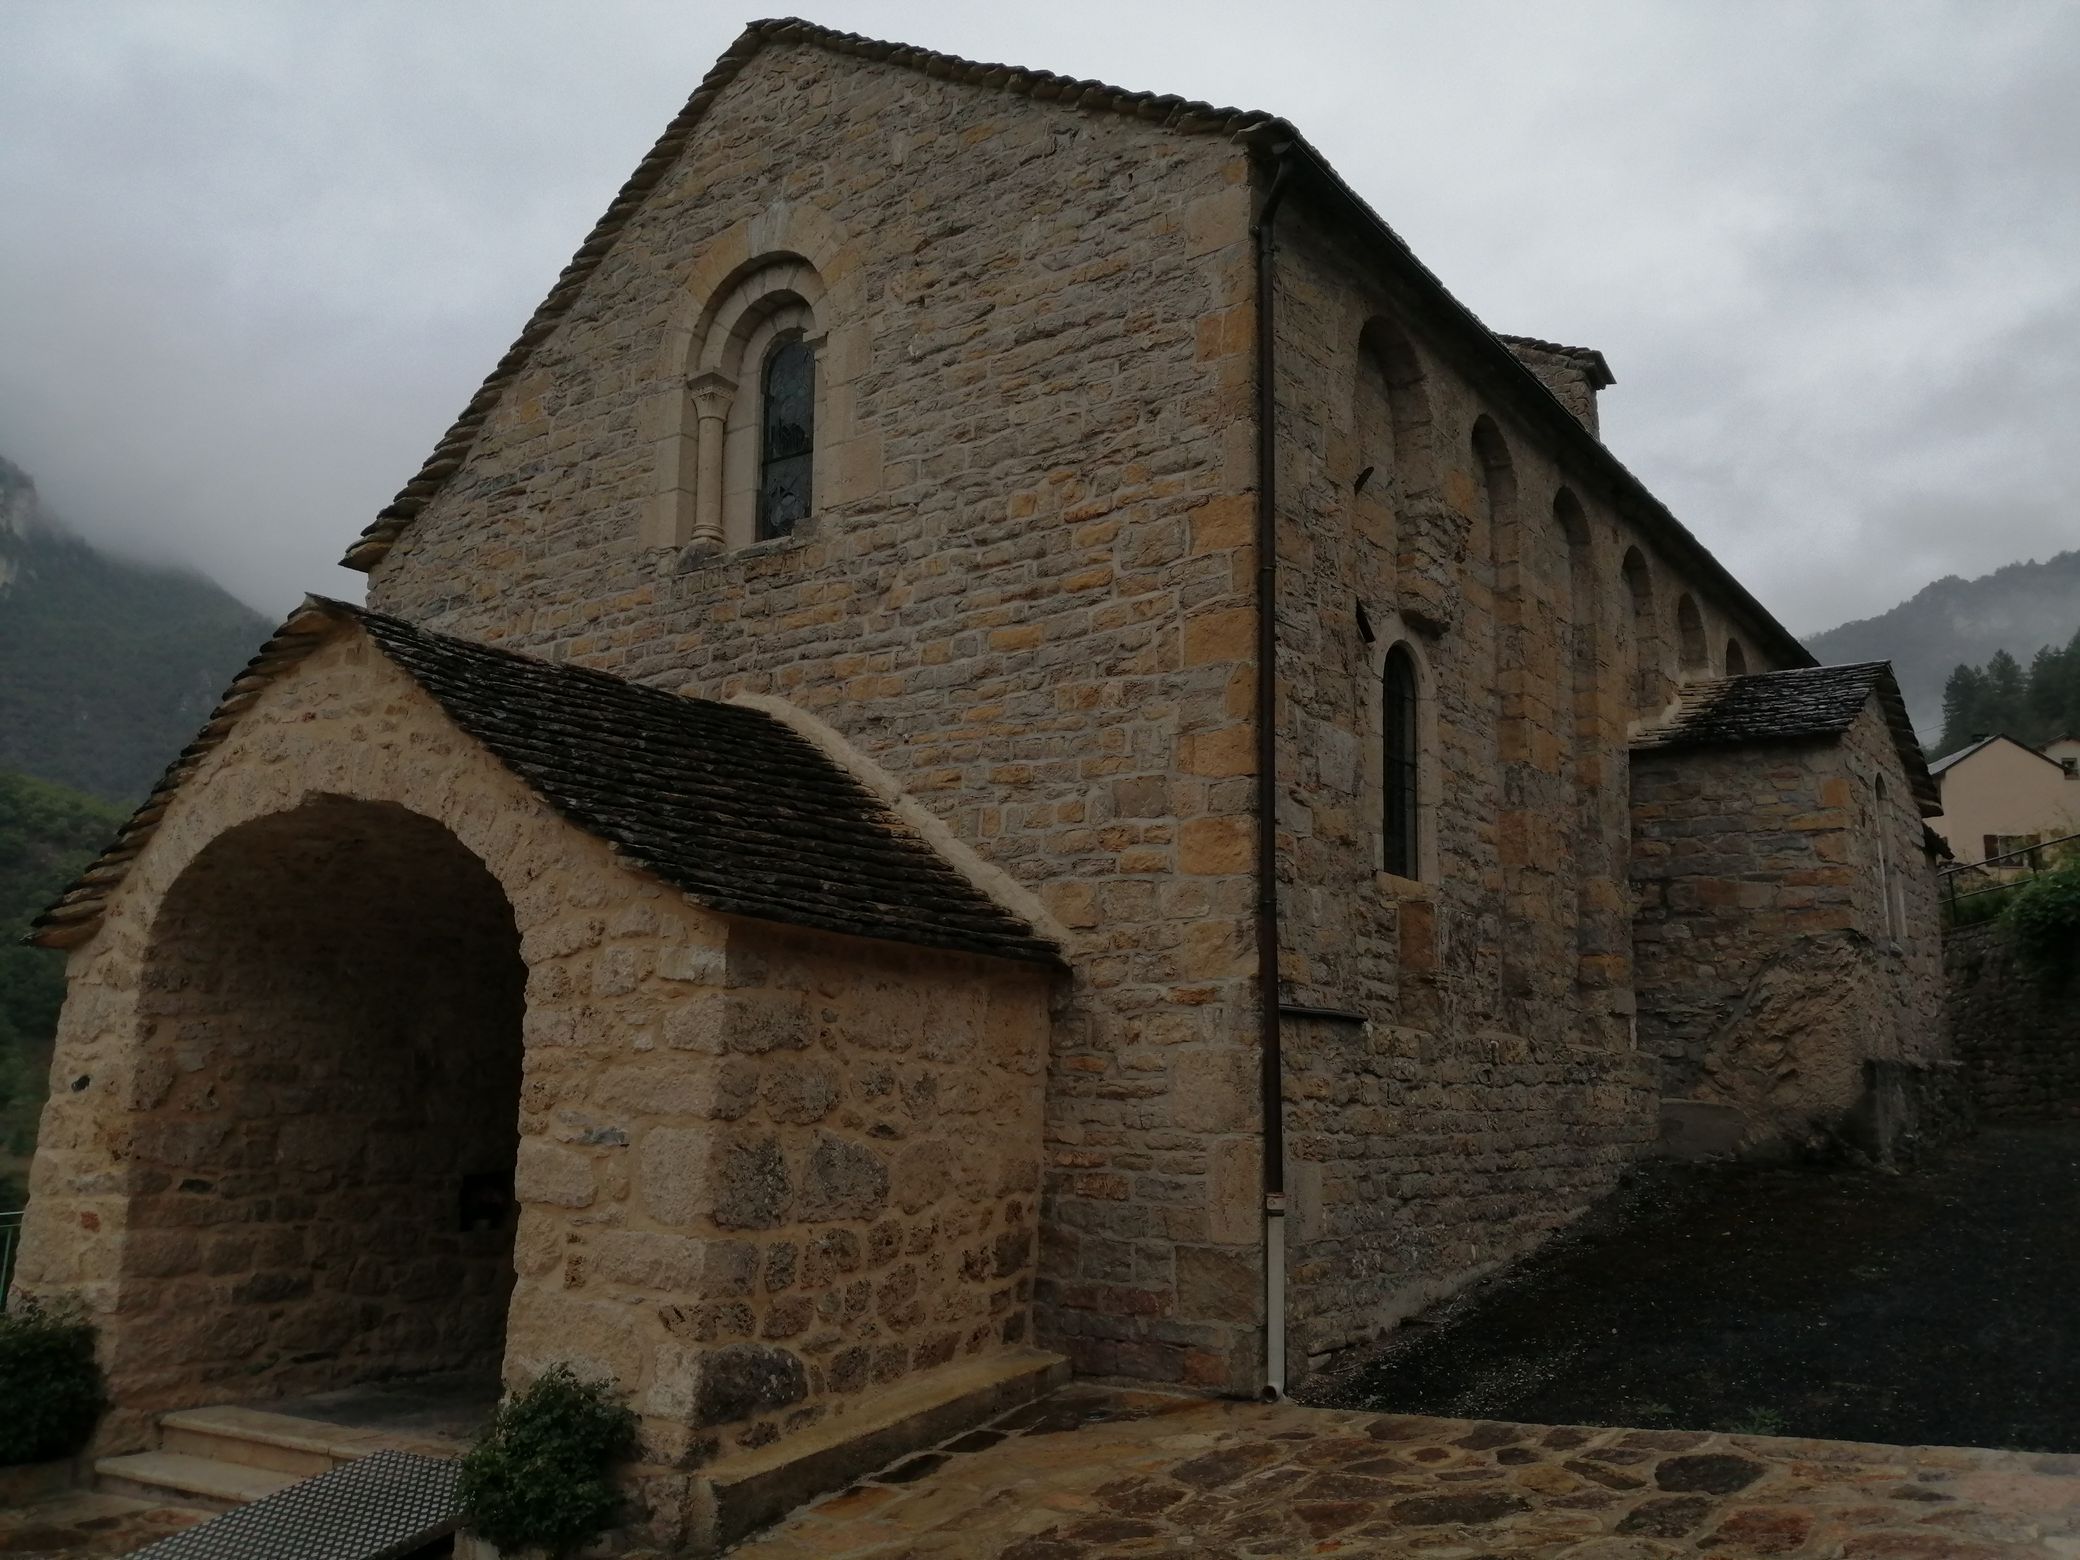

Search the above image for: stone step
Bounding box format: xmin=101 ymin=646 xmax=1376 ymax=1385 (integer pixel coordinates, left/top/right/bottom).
xmin=94 ymin=1450 xmax=300 ymax=1513
xmin=158 ymin=1405 xmax=366 ymax=1478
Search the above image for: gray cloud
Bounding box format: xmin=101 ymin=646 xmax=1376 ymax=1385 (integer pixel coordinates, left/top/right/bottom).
xmin=2 ymin=0 xmax=2075 ymax=637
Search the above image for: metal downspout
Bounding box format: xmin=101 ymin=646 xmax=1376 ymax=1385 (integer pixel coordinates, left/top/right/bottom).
xmin=1252 ymin=145 xmax=1295 ymax=1401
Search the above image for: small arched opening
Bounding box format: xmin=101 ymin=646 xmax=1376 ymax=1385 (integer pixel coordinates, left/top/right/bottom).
xmin=1355 ymin=318 xmax=1434 ymax=500
xmin=122 ymin=798 xmax=526 ymax=1404
xmin=1676 ymin=593 xmax=1708 ymax=675
xmin=1724 ymin=638 xmax=1748 ymax=677
xmin=1622 ymin=546 xmax=1660 ymax=713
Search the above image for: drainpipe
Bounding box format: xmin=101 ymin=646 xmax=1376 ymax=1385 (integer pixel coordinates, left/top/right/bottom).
xmin=1251 ymin=144 xmax=1295 ymax=1401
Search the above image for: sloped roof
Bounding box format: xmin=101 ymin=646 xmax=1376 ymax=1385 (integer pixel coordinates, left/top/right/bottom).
xmin=328 ymin=18 xmax=1812 ymax=672
xmin=1929 ymin=732 xmax=2068 ymax=778
xmin=1496 ymin=334 xmax=1616 ymax=389
xmin=1632 ymin=662 xmax=1941 ymax=815
xmin=32 ymin=599 xmax=1058 ymax=964
xmin=339 ymin=16 xmax=1283 ymax=572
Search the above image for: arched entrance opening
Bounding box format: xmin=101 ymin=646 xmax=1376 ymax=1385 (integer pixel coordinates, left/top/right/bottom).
xmin=121 ymin=797 xmax=525 ymax=1408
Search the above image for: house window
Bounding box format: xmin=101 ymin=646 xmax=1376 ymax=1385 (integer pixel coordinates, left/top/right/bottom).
xmin=757 ymin=337 xmax=815 ymax=540
xmin=1384 ymin=645 xmax=1420 ymax=879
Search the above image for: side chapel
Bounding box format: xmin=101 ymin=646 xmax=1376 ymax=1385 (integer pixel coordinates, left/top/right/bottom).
xmin=19 ymin=19 xmax=1950 ymax=1548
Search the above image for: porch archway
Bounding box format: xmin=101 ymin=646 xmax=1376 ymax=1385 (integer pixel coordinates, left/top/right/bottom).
xmin=119 ymin=796 xmax=525 ymax=1404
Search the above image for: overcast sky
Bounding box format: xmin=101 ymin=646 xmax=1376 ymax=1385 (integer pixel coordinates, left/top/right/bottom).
xmin=2 ymin=1 xmax=2076 ymax=636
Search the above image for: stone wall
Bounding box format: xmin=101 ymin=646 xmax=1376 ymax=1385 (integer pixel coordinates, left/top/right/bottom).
xmin=338 ymin=35 xmax=1856 ymax=1385
xmin=1947 ymin=921 xmax=2080 ymax=1118
xmin=20 ymin=632 xmax=1051 ymax=1549
xmin=1630 ymin=702 xmax=1948 ymax=1156
xmin=121 ymin=799 xmax=525 ymax=1404
xmin=511 ymin=917 xmax=1051 ymax=1476
xmin=361 ymin=39 xmax=1269 ymax=1391
xmin=1260 ymin=194 xmax=1815 ymax=1365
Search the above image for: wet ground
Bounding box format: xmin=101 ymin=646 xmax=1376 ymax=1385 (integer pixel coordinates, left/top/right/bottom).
xmin=0 ymin=1491 xmax=203 ymax=1558
xmin=12 ymin=1385 xmax=2080 ymax=1556
xmin=737 ymin=1384 xmax=2080 ymax=1558
xmin=1308 ymin=1124 xmax=2080 ymax=1451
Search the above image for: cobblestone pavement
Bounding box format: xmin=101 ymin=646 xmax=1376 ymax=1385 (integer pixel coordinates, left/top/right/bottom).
xmin=0 ymin=1490 xmax=202 ymax=1558
xmin=734 ymin=1386 xmax=2080 ymax=1558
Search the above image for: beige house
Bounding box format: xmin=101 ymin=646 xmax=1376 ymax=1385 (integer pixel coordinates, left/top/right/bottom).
xmin=18 ymin=20 xmax=1951 ymax=1548
xmin=1929 ymin=734 xmax=2080 ymax=864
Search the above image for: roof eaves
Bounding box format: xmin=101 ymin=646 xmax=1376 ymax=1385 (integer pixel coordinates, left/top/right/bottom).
xmin=1934 ymin=733 xmax=2071 ymax=777
xmin=28 ymin=598 xmax=354 ymax=947
xmin=1268 ymin=138 xmax=1811 ymax=673
xmin=1496 ymin=333 xmax=1617 ymax=389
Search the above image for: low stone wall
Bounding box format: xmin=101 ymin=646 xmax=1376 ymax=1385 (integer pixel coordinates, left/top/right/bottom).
xmin=1946 ymin=921 xmax=2080 ymax=1119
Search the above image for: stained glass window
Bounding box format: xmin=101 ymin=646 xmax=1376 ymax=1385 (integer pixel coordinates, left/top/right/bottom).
xmin=757 ymin=337 xmax=814 ymax=540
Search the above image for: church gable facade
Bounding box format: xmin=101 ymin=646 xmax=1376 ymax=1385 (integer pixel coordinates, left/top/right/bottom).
xmin=20 ymin=20 xmax=1950 ymax=1550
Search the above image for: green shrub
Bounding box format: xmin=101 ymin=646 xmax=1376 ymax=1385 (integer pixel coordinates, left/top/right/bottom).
xmin=0 ymin=1296 xmax=106 ymax=1464
xmin=458 ymin=1364 xmax=638 ymax=1557
xmin=2004 ymin=860 xmax=2080 ymax=977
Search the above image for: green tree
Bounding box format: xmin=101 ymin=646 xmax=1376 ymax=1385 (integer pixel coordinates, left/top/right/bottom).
xmin=1984 ymin=649 xmax=2030 ymax=736
xmin=0 ymin=771 xmax=123 ymax=1204
xmin=1938 ymin=663 xmax=1989 ymax=755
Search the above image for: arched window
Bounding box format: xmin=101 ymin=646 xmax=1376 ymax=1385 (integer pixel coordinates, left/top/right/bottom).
xmin=1384 ymin=645 xmax=1421 ymax=880
xmin=1676 ymin=594 xmax=1707 ymax=674
xmin=646 ymin=249 xmax=864 ymax=555
xmin=757 ymin=336 xmax=815 ymax=540
xmin=1724 ymin=638 xmax=1748 ymax=677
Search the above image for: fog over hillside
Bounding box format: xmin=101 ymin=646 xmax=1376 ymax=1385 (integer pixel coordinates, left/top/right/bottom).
xmin=0 ymin=454 xmax=271 ymax=804
xmin=1805 ymin=550 xmax=2080 ymax=745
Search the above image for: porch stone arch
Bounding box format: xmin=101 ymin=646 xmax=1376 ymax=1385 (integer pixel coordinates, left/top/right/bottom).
xmin=19 ymin=626 xmax=1055 ymax=1502
xmin=16 ymin=635 xmax=726 ymax=1440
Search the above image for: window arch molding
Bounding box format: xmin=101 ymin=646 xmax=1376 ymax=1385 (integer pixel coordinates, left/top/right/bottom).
xmin=1621 ymin=545 xmax=1663 ymax=716
xmin=646 ymin=206 xmax=876 ymax=556
xmin=1675 ymin=592 xmax=1708 ymax=675
xmin=1353 ymin=316 xmax=1435 ymax=500
xmin=1360 ymin=608 xmax=1440 ymax=886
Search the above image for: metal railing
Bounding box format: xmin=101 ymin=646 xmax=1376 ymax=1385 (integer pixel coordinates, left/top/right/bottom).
xmin=1939 ymin=831 xmax=2080 ymax=921
xmin=0 ymin=1208 xmax=21 ymax=1304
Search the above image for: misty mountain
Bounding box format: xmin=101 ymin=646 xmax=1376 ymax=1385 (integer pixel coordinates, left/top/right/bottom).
xmin=1805 ymin=550 xmax=2080 ymax=748
xmin=0 ymin=768 xmax=124 ymax=1201
xmin=0 ymin=454 xmax=270 ymax=804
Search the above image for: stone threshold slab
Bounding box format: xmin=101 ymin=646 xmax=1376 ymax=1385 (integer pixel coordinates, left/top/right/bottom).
xmin=690 ymin=1347 xmax=1069 ymax=1554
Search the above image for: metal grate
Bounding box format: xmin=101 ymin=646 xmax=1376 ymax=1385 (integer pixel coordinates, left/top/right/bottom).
xmin=122 ymin=1449 xmax=462 ymax=1560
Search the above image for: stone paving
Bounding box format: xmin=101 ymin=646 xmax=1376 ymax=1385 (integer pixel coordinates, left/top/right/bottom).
xmin=0 ymin=1490 xmax=202 ymax=1558
xmin=8 ymin=1386 xmax=2080 ymax=1557
xmin=733 ymin=1386 xmax=2080 ymax=1558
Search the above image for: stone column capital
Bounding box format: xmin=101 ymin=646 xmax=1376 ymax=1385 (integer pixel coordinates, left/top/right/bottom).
xmin=688 ymin=371 xmax=737 ymax=422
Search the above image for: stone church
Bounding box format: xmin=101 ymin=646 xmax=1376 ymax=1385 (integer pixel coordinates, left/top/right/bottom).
xmin=19 ymin=18 xmax=1948 ymax=1548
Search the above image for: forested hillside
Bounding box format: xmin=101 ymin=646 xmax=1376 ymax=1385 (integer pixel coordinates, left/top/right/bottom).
xmin=0 ymin=455 xmax=270 ymax=804
xmin=0 ymin=771 xmax=123 ymax=1206
xmin=1806 ymin=551 xmax=2080 ymax=745
xmin=1934 ymin=633 xmax=2080 ymax=758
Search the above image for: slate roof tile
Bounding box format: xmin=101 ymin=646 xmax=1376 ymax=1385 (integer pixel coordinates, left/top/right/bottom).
xmin=34 ymin=599 xmax=1058 ymax=965
xmin=1632 ymin=662 xmax=1941 ymax=814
